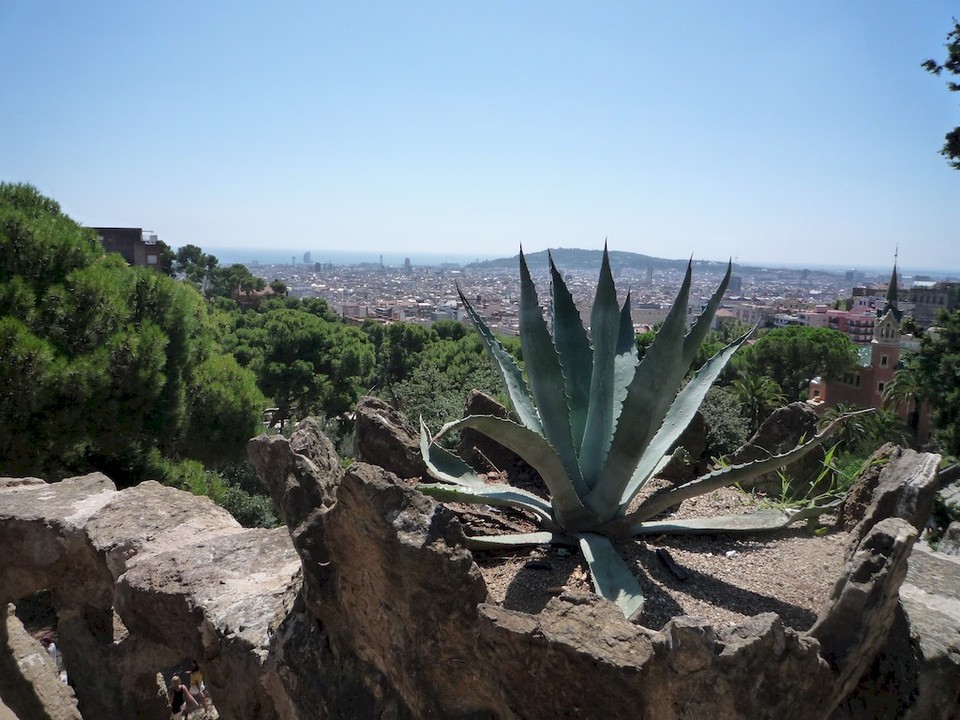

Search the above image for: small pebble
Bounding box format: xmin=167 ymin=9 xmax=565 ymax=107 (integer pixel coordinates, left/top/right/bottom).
xmin=725 ymin=550 xmax=738 ymax=558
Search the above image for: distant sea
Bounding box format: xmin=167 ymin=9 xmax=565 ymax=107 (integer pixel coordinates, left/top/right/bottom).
xmin=205 ymin=247 xmax=496 ymax=268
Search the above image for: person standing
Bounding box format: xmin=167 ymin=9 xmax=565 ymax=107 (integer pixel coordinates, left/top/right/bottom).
xmin=167 ymin=675 xmax=198 ymax=720
xmin=187 ymin=661 xmax=210 ymax=718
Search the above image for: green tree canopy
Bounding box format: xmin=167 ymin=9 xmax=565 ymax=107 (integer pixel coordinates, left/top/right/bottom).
xmin=738 ymin=325 xmax=859 ymax=401
xmin=923 ymin=18 xmax=960 ymax=169
xmin=731 ymin=374 xmax=787 ymax=434
xmin=0 ymin=183 xmax=266 ymax=484
xmin=913 ymin=309 xmax=960 ymax=457
xmin=222 ymin=304 xmax=375 ymax=427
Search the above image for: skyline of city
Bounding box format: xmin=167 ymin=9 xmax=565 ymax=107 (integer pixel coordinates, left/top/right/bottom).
xmin=200 ymin=244 xmax=960 ymax=281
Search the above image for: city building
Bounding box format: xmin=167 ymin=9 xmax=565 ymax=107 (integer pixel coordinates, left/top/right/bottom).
xmin=92 ymin=227 xmax=164 ymax=270
xmin=908 ymin=281 xmax=960 ymax=327
xmin=808 ymin=265 xmax=932 ymax=443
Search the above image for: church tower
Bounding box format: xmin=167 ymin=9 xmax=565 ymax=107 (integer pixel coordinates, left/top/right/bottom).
xmin=871 ymin=261 xmax=902 ymax=391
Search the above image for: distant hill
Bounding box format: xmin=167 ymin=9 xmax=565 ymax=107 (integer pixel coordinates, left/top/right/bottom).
xmin=464 ymin=247 xmax=731 ymax=273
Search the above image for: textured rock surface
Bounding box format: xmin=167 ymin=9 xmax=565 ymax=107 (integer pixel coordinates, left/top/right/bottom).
xmin=0 ymin=474 xmax=304 ymax=719
xmin=353 ymin=395 xmax=429 ymax=479
xmin=0 ymin=605 xmax=80 ymax=720
xmin=728 ymin=402 xmax=823 ymax=493
xmin=0 ymin=413 xmax=948 ymax=719
xmin=939 ymin=521 xmax=960 ymax=555
xmin=248 ymin=419 xmax=945 ymax=720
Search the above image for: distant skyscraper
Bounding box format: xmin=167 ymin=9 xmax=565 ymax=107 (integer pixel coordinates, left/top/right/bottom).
xmin=728 ymin=275 xmax=743 ymax=293
xmin=645 ymin=266 xmax=653 ymax=285
xmin=291 ymin=256 xmax=296 ymax=265
xmin=303 ymin=251 xmax=311 ymax=264
xmin=403 ymin=257 xmax=412 ymax=274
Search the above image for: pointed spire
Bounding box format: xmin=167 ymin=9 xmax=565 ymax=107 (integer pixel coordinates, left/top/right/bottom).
xmin=879 ymin=253 xmax=903 ymax=322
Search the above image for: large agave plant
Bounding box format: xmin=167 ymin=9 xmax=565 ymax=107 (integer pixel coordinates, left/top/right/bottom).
xmin=419 ymin=248 xmax=847 ymax=618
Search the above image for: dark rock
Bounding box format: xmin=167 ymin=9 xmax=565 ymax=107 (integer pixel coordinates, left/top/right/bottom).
xmin=835 ymin=443 xmax=899 ymax=531
xmin=844 ymin=448 xmax=942 ymax=552
xmin=937 ymin=521 xmax=960 ymax=555
xmin=456 ymin=390 xmax=518 ymax=473
xmin=659 ymin=410 xmax=709 ymax=482
xmin=0 ymin=604 xmax=81 ymax=720
xmin=728 ymin=402 xmax=823 ymax=495
xmin=353 ymin=396 xmax=428 ymax=479
xmin=809 ymin=518 xmax=919 ymax=709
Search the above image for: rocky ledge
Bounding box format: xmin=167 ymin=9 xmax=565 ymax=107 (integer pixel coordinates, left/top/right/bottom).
xmin=1 ymin=407 xmax=958 ymax=719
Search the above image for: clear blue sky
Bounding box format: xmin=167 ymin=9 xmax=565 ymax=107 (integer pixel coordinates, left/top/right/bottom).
xmin=2 ymin=2 xmax=958 ymax=270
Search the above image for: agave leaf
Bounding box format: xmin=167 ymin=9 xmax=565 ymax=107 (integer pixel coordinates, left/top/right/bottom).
xmin=579 ymin=533 xmax=645 ymax=619
xmin=622 ymin=503 xmax=841 ymax=537
xmin=579 ymin=246 xmax=622 ymax=489
xmin=430 ymin=414 xmax=596 ymax=528
xmin=457 ymin=286 xmax=543 ymax=435
xmin=518 ymin=250 xmax=585 ymax=495
xmin=420 ymin=419 xmax=485 ymax=487
xmin=610 ymin=291 xmax=642 ymax=462
xmin=680 ymin=260 xmax=732 ymax=369
xmin=464 ymin=531 xmax=576 ymax=550
xmin=417 ymin=482 xmax=555 ymax=526
xmin=549 ymin=251 xmax=592 ymax=449
xmin=621 ymin=413 xmax=866 ymax=524
xmin=615 ymin=329 xmax=753 ymax=512
xmin=595 ymin=263 xmax=693 ymax=511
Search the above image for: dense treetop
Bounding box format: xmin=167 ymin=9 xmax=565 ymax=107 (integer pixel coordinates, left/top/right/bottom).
xmin=0 ymin=183 xmax=264 ymax=484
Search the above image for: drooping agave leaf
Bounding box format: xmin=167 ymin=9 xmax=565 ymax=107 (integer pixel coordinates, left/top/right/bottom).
xmin=595 ymin=263 xmax=694 ymax=510
xmin=579 ymin=246 xmax=622 ymax=489
xmin=430 ymin=414 xmax=597 ymax=529
xmin=457 ymin=286 xmax=543 ymax=436
xmin=464 ymin=531 xmax=576 ymax=550
xmin=624 ymin=503 xmax=841 ymax=536
xmin=579 ymin=533 xmax=645 ymax=619
xmin=548 ymin=251 xmax=592 ymax=449
xmin=420 ymin=419 xmax=485 ymax=487
xmin=620 ymin=413 xmax=862 ymax=525
xmin=518 ymin=251 xmax=585 ymax=495
xmin=614 ymin=329 xmax=753 ymax=512
xmin=416 ymin=483 xmax=555 ymax=526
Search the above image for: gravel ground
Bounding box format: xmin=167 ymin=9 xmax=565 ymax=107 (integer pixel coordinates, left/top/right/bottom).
xmin=460 ymin=483 xmax=851 ymax=631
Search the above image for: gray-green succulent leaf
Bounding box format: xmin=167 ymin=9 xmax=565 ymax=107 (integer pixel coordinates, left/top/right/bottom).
xmin=579 ymin=533 xmax=645 ymax=619
xmin=464 ymin=531 xmax=577 ymax=550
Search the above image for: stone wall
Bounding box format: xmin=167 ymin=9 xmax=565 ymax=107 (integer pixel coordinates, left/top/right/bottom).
xmin=0 ymin=414 xmax=956 ymax=719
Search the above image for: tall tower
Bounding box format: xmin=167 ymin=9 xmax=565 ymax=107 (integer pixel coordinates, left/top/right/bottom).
xmin=878 ymin=254 xmax=903 ymax=323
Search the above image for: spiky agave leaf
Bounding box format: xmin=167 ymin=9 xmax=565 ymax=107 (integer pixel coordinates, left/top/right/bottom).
xmin=416 ymin=483 xmax=556 ymax=526
xmin=579 ymin=246 xmax=622 ymax=489
xmin=586 ymin=265 xmax=731 ymax=517
xmin=548 ymin=251 xmax=592 ymax=449
xmin=424 ymin=414 xmax=598 ymax=529
xmin=456 ymin=286 xmax=543 ymax=435
xmin=518 ymin=250 xmax=585 ymax=496
xmin=624 ymin=502 xmax=842 ymax=536
xmin=602 ymin=412 xmax=866 ymax=533
xmin=612 ymin=327 xmax=754 ymax=514
xmin=420 ymin=419 xmax=486 ymax=487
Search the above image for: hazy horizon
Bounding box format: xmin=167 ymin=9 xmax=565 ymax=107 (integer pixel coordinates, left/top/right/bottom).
xmin=202 ymin=244 xmax=960 ymax=280
xmin=2 ymin=2 xmax=958 ymax=269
